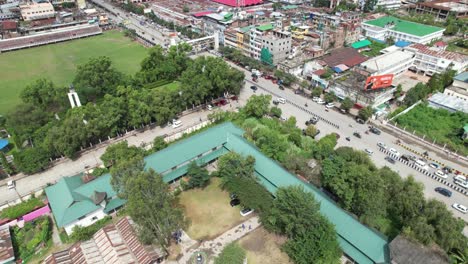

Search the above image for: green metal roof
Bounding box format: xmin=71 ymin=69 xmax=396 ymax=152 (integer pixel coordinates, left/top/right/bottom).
xmin=364 ymin=16 xmax=444 ymax=37
xmin=464 ymin=124 xmax=468 ymax=132
xmin=256 ymin=24 xmax=274 ymax=31
xmin=240 ymin=25 xmax=254 ymax=33
xmin=282 ymin=4 xmax=298 ymax=10
xmin=351 ymin=39 xmax=372 ymax=49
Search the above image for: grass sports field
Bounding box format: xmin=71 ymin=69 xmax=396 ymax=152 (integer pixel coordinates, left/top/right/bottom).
xmin=0 ymin=30 xmax=147 ymax=114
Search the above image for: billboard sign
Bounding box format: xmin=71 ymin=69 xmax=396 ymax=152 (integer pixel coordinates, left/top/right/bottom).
xmin=364 ymin=74 xmax=394 ymax=90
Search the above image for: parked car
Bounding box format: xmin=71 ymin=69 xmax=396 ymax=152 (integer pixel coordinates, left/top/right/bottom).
xmin=377 ymin=142 xmax=387 ymax=149
xmin=230 ymin=198 xmax=240 ymax=207
xmin=435 ymin=187 xmax=452 ymax=197
xmin=172 ymin=119 xmax=182 ymax=129
xmin=316 ymin=98 xmax=325 ymax=104
xmin=356 ymin=118 xmax=365 ymax=124
xmin=277 ymin=97 xmax=286 ymax=104
xmin=365 ymin=148 xmax=373 ymax=155
xmin=452 ymin=203 xmax=467 ymax=214
xmin=312 ymin=97 xmax=320 ymax=102
xmin=400 ymin=155 xmax=410 ymax=162
xmin=325 ymin=103 xmax=335 ymax=109
xmin=250 ymin=85 xmax=257 ymax=91
xmin=240 ymin=208 xmax=254 ymax=216
xmin=370 ymin=127 xmax=381 ymax=135
xmin=443 ymin=166 xmax=453 ymax=174
xmin=385 ymin=156 xmax=396 ymax=164
xmin=7 ymin=180 xmax=15 ymax=190
xmin=454 ymin=175 xmax=468 ymax=188
xmin=435 ymin=170 xmax=447 ymax=179
xmin=353 ymin=132 xmax=361 ymax=138
xmin=429 ymin=162 xmax=440 ymax=169
xmin=305 ymin=117 xmax=319 ymax=125
xmin=388 ymin=148 xmax=400 ymax=157
xmin=272 ymin=100 xmax=279 ymax=105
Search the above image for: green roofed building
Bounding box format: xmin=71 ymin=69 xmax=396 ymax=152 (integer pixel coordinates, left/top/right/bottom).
xmin=362 ymin=16 xmax=444 ymax=44
xmin=46 ymin=123 xmax=390 ymax=263
xmin=351 ymin=39 xmax=372 ymax=49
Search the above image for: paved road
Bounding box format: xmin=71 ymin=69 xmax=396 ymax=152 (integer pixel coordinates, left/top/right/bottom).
xmin=233 ymin=70 xmax=468 ymax=222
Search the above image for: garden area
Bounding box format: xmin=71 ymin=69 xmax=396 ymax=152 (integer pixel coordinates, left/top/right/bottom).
xmin=395 ymin=104 xmax=468 ymax=155
xmin=179 ymin=177 xmax=246 ymax=240
xmin=11 ymin=216 xmax=52 ymax=263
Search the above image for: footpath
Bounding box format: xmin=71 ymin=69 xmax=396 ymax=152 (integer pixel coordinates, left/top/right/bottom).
xmin=171 ymin=216 xmax=260 ymax=264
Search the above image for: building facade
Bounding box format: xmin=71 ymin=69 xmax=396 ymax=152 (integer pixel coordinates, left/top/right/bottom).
xmin=444 ymin=72 xmax=468 ymax=101
xmin=362 ymin=16 xmax=445 ymax=44
xmin=359 ymin=49 xmax=415 ymax=77
xmin=406 ymin=43 xmax=468 ymax=75
xmin=20 ymin=2 xmax=55 ymax=21
xmin=407 ymin=0 xmax=468 ymax=21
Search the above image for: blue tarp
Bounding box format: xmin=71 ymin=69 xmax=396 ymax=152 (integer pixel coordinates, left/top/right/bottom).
xmin=395 ymin=40 xmax=411 ymax=47
xmin=0 ymin=139 xmax=8 ymax=150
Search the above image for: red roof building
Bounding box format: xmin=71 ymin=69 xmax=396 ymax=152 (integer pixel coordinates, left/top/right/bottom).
xmin=0 ymin=21 xmax=17 ymax=32
xmin=210 ymin=0 xmax=263 ymax=7
xmin=321 ymin=47 xmax=368 ymax=68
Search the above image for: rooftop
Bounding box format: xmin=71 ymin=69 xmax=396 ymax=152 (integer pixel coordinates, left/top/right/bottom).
xmin=256 ymin=23 xmax=274 ymax=31
xmin=360 ymin=50 xmax=415 ymax=73
xmin=210 ymin=0 xmax=263 ymax=7
xmin=407 ymin=43 xmax=468 ymax=63
xmin=0 ymin=225 xmax=14 ymax=264
xmin=416 ymin=0 xmax=468 ymax=12
xmin=454 ymin=71 xmax=468 ymax=83
xmin=363 ymin=16 xmax=444 ymax=37
xmin=321 ymin=47 xmax=368 ymax=68
xmin=351 ymin=39 xmax=371 ymax=49
xmin=428 ymin=92 xmax=468 ymax=113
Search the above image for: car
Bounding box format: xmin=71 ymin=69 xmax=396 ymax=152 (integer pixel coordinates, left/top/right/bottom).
xmin=207 ymin=104 xmax=213 ymax=111
xmin=356 ymin=118 xmax=365 ymax=124
xmin=435 ymin=187 xmax=452 ymax=197
xmin=272 ymin=100 xmax=279 ymax=105
xmin=435 ymin=170 xmax=447 ymax=179
xmin=377 ymin=142 xmax=387 ymax=149
xmin=429 ymin=162 xmax=440 ymax=169
xmin=294 ymin=89 xmax=303 ymax=94
xmin=312 ymin=97 xmax=320 ymax=102
xmin=365 ymin=148 xmax=373 ymax=155
xmin=325 ymin=103 xmax=335 ymax=109
xmin=230 ymin=193 xmax=237 ymax=200
xmin=277 ymin=98 xmax=286 ymax=104
xmin=280 ymin=116 xmax=287 ymax=121
xmin=172 ymin=119 xmax=182 ymax=129
xmin=353 ymin=132 xmax=361 ymax=138
xmin=442 ymin=166 xmax=453 ymax=174
xmin=250 ymin=85 xmax=257 ymax=91
xmin=305 ymin=117 xmax=319 ymax=125
xmin=240 ymin=208 xmax=254 ymax=216
xmin=408 ymin=155 xmax=417 ymax=162
xmin=385 ymin=156 xmax=396 ymax=164
xmin=388 ymin=148 xmax=400 ymax=157
xmin=454 ymin=175 xmax=468 ymax=188
xmin=400 ymin=155 xmax=410 ymax=162
xmin=230 ymin=198 xmax=240 ymax=207
xmin=317 ymin=98 xmax=325 ymax=104
xmin=7 ymin=180 xmax=15 ymax=190
xmin=452 ymin=203 xmax=468 ymax=214
xmin=370 ymin=127 xmax=381 ymax=135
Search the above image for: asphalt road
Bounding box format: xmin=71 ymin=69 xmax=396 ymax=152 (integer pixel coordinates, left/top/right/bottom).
xmin=233 ymin=68 xmax=468 ymax=222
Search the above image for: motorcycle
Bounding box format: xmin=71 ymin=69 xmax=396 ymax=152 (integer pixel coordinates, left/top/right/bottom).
xmin=346 ymin=137 xmax=351 ymax=141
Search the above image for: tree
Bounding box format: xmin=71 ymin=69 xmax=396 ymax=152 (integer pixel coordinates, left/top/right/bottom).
xmin=304 ymin=125 xmax=318 ymax=138
xmin=340 ymin=97 xmax=353 ymax=112
xmin=20 ymin=79 xmax=67 ymax=111
xmin=393 ymin=84 xmax=403 ymax=98
xmin=110 ymin=156 xmax=145 ymax=195
xmin=124 ymin=169 xmax=187 ymax=252
xmin=182 ymin=5 xmax=189 ymax=12
xmin=186 ymin=162 xmax=210 ymax=189
xmin=314 ymin=0 xmax=330 ymax=7
xmin=324 ymin=92 xmax=336 ymax=103
xmin=101 ymin=141 xmax=145 ymax=167
xmin=13 ymin=147 xmax=50 ymax=174
xmin=243 ymin=95 xmax=272 ymax=118
xmin=0 ymin=152 xmax=14 ymax=176
xmin=312 ymin=134 xmax=337 ymax=160
xmin=215 ymin=242 xmax=246 ymax=264
xmin=260 ymin=48 xmax=273 ymax=65
xmin=311 ymin=87 xmax=322 ymax=97
xmin=73 ymin=56 xmax=124 ymax=102
xmin=269 ymin=106 xmax=282 ymax=118
xmin=272 ymin=2 xmax=282 ymax=11
xmin=152 ymin=136 xmax=167 ymax=152
xmin=358 ymin=106 xmax=373 ymax=121
xmin=363 ymin=0 xmax=378 ymax=12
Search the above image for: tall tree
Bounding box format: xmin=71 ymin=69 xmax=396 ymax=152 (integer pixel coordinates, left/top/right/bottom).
xmin=20 ymin=78 xmax=67 ymax=111
xmin=340 ymin=97 xmax=353 ymax=112
xmin=101 ymin=141 xmax=145 ymax=167
xmin=186 ymin=162 xmax=210 ymax=189
xmin=243 ymin=95 xmax=272 ymax=118
xmin=13 ymin=146 xmax=50 ymax=174
xmin=124 ymin=169 xmax=187 ymax=252
xmin=358 ymin=106 xmax=373 ymax=121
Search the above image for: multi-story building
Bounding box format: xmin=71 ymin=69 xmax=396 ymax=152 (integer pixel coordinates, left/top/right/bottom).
xmin=0 ymin=2 xmax=19 ymax=21
xmin=444 ymin=72 xmax=468 ymax=101
xmin=362 ymin=16 xmax=445 ymax=44
xmin=225 ymin=23 xmax=292 ymax=65
xmin=202 ymin=13 xmax=234 ymax=45
xmin=407 ymin=0 xmax=468 ymax=21
xmin=406 ymin=43 xmax=468 ymax=75
xmin=20 ymin=1 xmax=55 ymax=21
xmin=359 ymin=49 xmax=415 ymax=77
xmin=375 ymin=0 xmax=401 ymax=9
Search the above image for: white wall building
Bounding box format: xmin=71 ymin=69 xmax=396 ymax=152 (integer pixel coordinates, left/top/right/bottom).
xmin=20 ymin=1 xmax=55 ymax=21
xmin=360 ymin=49 xmax=415 ymax=77
xmin=63 ymin=208 xmax=106 ymax=235
xmin=406 ymin=43 xmax=468 ymax=75
xmin=444 ymin=72 xmax=468 ymax=101
xmin=375 ymin=0 xmax=401 ymax=9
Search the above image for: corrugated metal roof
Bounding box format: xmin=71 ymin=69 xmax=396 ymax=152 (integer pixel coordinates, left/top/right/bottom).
xmin=256 ymin=23 xmax=274 ymax=31
xmin=351 ymin=39 xmax=371 ymax=49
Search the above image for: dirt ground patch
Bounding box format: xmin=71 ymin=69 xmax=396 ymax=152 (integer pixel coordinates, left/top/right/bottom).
xmin=179 ymin=178 xmax=245 ymax=241
xmin=239 ymin=227 xmax=292 ymax=264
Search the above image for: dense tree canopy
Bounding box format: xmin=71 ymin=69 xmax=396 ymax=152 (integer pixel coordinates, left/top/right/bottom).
xmin=214 ymin=243 xmax=246 ymax=264
xmin=243 ymin=94 xmax=272 ymax=118
xmin=186 ymin=162 xmax=210 ymax=189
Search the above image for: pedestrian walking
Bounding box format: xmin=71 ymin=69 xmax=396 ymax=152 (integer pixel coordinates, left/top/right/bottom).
xmin=249 ymin=225 xmax=251 ymax=230
xmin=242 ymin=224 xmax=245 ymax=230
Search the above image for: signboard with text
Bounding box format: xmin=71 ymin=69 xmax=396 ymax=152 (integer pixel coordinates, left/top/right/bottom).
xmin=364 ymin=74 xmax=394 ymax=90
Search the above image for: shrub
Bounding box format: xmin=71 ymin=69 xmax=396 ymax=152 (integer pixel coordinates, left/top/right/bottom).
xmin=1 ymin=198 xmax=44 ymax=219
xmin=69 ymin=216 xmax=112 ymax=242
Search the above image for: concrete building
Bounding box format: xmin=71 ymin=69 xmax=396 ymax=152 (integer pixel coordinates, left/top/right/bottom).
xmin=375 ymin=0 xmax=401 ymax=9
xmin=359 ymin=49 xmax=415 ymax=77
xmin=407 ymin=0 xmax=468 ymax=21
xmin=362 ymin=16 xmax=445 ymax=44
xmin=406 ymin=43 xmax=468 ymax=75
xmin=0 ymin=2 xmax=19 ymax=21
xmin=202 ymin=12 xmax=233 ymax=45
xmin=20 ymin=1 xmax=55 ymax=21
xmin=444 ymin=71 xmax=468 ymax=101
xmin=0 ymin=225 xmax=14 ymax=264
xmin=428 ymin=92 xmax=468 ymax=113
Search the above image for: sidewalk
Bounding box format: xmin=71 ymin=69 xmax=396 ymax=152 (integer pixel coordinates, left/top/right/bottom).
xmin=175 ymin=216 xmax=260 ymax=264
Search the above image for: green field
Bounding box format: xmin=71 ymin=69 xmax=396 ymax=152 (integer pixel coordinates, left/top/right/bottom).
xmin=0 ymin=30 xmax=147 ymax=114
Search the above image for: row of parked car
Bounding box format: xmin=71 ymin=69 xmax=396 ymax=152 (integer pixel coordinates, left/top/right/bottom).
xmin=230 ymin=194 xmax=254 ymax=216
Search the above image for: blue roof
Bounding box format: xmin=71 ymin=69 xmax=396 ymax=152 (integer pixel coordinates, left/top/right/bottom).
xmin=454 ymin=72 xmax=468 ymax=83
xmin=395 ymin=41 xmax=411 ymax=47
xmin=0 ymin=139 xmax=8 ymax=150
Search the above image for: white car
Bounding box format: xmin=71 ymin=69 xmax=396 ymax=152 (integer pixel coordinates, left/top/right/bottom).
xmin=325 ymin=103 xmax=335 ymax=109
xmin=365 ymin=148 xmax=373 ymax=155
xmin=312 ymin=97 xmax=320 ymax=102
xmin=454 ymin=175 xmax=468 ymax=188
xmin=435 ymin=170 xmax=447 ymax=179
xmin=277 ymin=97 xmax=286 ymax=104
xmin=317 ymin=98 xmax=325 ymax=104
xmin=388 ymin=148 xmax=400 ymax=157
xmin=240 ymin=208 xmax=254 ymax=216
xmin=172 ymin=119 xmax=182 ymax=129
xmin=7 ymin=180 xmax=15 ymax=190
xmin=452 ymin=203 xmax=467 ymax=214
xmin=377 ymin=142 xmax=387 ymax=149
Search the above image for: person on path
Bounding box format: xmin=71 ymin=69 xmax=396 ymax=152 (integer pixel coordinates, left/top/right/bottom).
xmin=249 ymin=225 xmax=252 ymax=230
xmin=242 ymin=224 xmax=245 ymax=230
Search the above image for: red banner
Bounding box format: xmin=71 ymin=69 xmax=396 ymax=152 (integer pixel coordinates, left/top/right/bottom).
xmin=364 ymin=74 xmax=394 ymax=90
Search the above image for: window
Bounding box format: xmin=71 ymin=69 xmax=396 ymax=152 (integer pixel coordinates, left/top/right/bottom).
xmin=78 ymin=215 xmax=86 ymax=220
xmin=91 ymin=216 xmax=98 ymax=221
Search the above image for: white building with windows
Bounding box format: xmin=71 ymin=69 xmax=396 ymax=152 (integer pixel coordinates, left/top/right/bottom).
xmin=20 ymin=1 xmax=55 ymax=21
xmin=359 ymin=49 xmax=415 ymax=77
xmin=406 ymin=43 xmax=468 ymax=75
